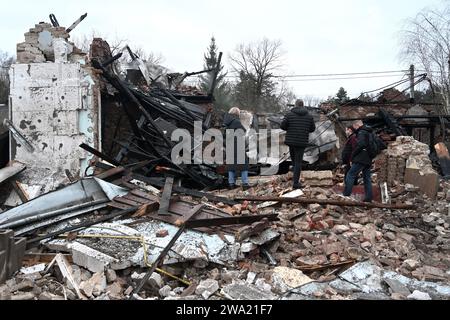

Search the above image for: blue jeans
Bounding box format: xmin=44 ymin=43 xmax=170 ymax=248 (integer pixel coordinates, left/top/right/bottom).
xmin=228 ymin=170 xmax=249 ymax=185
xmin=289 ymin=146 xmax=305 ymax=187
xmin=343 ymin=163 xmax=373 ymax=201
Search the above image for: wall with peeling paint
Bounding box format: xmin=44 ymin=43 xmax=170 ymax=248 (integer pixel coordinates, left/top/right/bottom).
xmin=8 ymin=62 xmax=100 ymax=195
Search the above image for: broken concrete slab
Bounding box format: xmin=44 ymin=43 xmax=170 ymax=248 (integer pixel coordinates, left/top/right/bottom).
xmin=149 ymin=272 xmax=163 ymax=289
xmin=281 ymin=281 xmax=330 ymax=300
xmin=328 ymin=261 xmax=450 ymax=299
xmin=404 ymin=157 xmax=439 ymax=200
xmin=221 ymin=281 xmax=278 ymax=300
xmin=249 ymin=229 xmax=280 ymax=246
xmin=80 ymin=272 xmax=107 ymax=298
xmin=20 ymin=263 xmax=46 ymax=275
xmin=271 ymin=266 xmax=313 ymax=293
xmin=105 ymin=269 xmax=117 ymax=283
xmin=71 ymin=242 xmax=119 ymax=273
xmin=39 ymin=292 xmax=65 ymax=300
xmin=407 ymin=290 xmax=432 ymax=300
xmin=159 ymin=285 xmax=172 ymax=298
xmin=195 ymin=279 xmax=219 ymax=299
xmin=10 ymin=292 xmax=35 ymax=300
xmin=384 ymin=279 xmax=411 ymax=296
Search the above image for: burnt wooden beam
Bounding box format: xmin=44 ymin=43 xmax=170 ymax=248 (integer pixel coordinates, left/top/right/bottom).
xmin=234 ymin=196 xmax=416 ymax=210
xmin=79 ymin=143 xmax=121 ymax=167
xmin=378 ymin=108 xmax=408 ymax=136
xmin=132 ymin=174 xmax=236 ymax=205
xmin=185 ymin=214 xmax=279 ymax=229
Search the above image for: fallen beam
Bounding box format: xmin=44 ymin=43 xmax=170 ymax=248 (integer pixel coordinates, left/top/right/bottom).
xmin=79 ymin=143 xmax=121 ymax=166
xmin=132 ymin=174 xmax=237 ymax=205
xmin=297 ymin=260 xmax=356 ymax=272
xmin=95 ymin=166 xmax=126 ymax=181
xmin=0 ymin=161 xmax=26 ymax=185
xmin=185 ymin=214 xmax=279 ymax=229
xmin=234 ymin=196 xmax=416 ymax=210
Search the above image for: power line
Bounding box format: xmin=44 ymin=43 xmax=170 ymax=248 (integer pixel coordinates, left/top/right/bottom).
xmin=279 ymin=74 xmax=406 ymax=82
xmin=222 ymin=69 xmax=408 ymax=79
xmin=274 ymin=70 xmax=408 ymax=78
xmin=192 ymin=73 xmax=408 ymax=81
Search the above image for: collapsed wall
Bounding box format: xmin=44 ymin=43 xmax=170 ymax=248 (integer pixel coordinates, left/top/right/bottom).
xmin=377 ymin=136 xmax=440 ymax=199
xmin=7 ymin=23 xmax=100 ymax=200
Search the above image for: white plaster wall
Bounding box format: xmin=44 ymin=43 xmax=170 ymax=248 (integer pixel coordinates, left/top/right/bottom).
xmin=8 ymin=62 xmax=99 ymax=194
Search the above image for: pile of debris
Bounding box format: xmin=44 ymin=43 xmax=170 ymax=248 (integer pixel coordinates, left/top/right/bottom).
xmin=1 ymin=170 xmax=449 ymax=300
xmin=376 ymin=136 xmax=440 ymax=199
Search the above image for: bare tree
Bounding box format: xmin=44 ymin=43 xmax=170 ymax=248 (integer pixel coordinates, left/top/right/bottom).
xmin=132 ymin=47 xmax=164 ymax=65
xmin=400 ymin=5 xmax=450 ymax=114
xmin=300 ymin=95 xmax=323 ymax=108
xmin=229 ymin=38 xmax=286 ymax=112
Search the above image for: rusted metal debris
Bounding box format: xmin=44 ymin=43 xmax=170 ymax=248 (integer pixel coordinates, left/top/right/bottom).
xmin=234 ymin=195 xmax=417 ymax=210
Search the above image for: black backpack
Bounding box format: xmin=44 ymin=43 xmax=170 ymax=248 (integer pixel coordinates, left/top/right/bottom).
xmin=366 ymin=131 xmax=387 ymax=159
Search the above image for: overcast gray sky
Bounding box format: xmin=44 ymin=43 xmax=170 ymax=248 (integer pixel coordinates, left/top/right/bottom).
xmin=0 ymin=0 xmax=446 ymax=99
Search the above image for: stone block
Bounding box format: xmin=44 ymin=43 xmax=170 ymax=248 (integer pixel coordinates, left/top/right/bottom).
xmin=71 ymin=242 xmax=118 ymax=273
xmin=404 ymin=165 xmax=439 ymax=200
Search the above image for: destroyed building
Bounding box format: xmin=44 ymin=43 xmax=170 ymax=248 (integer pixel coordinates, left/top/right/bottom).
xmin=1 ymin=15 xmax=450 ymax=301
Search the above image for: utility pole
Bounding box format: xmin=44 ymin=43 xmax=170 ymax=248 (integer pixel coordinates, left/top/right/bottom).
xmin=409 ymin=64 xmax=415 ymax=103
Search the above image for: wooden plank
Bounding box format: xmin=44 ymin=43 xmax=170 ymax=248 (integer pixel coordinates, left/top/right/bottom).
xmin=23 ymin=253 xmax=73 ymax=265
xmin=112 ymin=197 xmax=141 ymax=206
xmin=130 ymin=189 xmax=160 ymax=201
xmin=10 ymin=180 xmax=29 ymax=203
xmin=158 ymin=177 xmax=174 ymax=216
xmin=107 ymin=201 xmax=133 ymax=210
xmin=95 ymin=166 xmax=125 ymax=180
xmin=123 ymin=194 xmax=152 ymax=205
xmin=132 ymin=174 xmax=237 ymax=205
xmin=108 ymin=200 xmax=133 ymax=210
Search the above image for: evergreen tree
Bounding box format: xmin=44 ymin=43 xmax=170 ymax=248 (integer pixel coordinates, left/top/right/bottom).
xmin=335 ymin=87 xmax=349 ymax=104
xmin=199 ymin=37 xmax=232 ymax=111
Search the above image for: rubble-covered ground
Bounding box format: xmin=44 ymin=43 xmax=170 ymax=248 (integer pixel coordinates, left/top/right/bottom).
xmin=1 ymin=172 xmax=449 ymax=301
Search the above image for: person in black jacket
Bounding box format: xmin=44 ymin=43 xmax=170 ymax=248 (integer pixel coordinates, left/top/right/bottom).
xmin=280 ymin=99 xmax=316 ymax=189
xmin=343 ymin=121 xmax=373 ymax=202
xmin=223 ymin=107 xmax=250 ymax=190
xmin=341 ymin=126 xmax=359 ymax=185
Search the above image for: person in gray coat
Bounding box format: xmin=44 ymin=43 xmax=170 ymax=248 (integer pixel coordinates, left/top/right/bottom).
xmin=223 ymin=107 xmax=250 ymax=190
xmin=280 ymin=99 xmax=316 ymax=189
